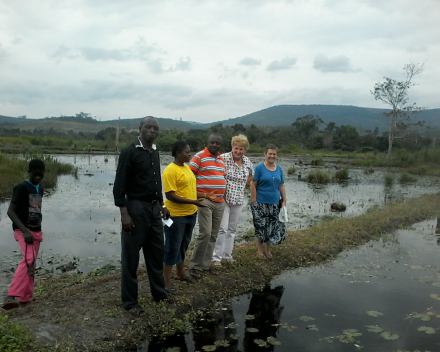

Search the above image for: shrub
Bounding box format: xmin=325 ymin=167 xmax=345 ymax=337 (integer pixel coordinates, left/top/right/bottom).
xmin=287 ymin=166 xmax=296 ymax=174
xmin=384 ymin=174 xmax=394 ymax=187
xmin=334 ymin=168 xmax=349 ymax=182
xmin=364 ymin=167 xmax=374 ymax=174
xmin=306 ymin=170 xmax=330 ymax=184
xmin=399 ymin=173 xmax=417 ymax=184
xmin=311 ymin=158 xmax=324 ymax=166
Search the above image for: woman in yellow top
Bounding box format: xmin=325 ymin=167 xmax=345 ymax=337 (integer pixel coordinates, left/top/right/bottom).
xmin=162 ymin=140 xmax=207 ymax=291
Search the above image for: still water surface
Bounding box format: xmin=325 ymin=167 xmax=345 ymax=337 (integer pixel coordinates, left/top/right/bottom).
xmin=142 ymin=219 xmax=440 ymax=351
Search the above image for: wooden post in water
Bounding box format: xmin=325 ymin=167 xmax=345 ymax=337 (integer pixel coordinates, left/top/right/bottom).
xmin=115 ymin=117 xmax=120 ymax=153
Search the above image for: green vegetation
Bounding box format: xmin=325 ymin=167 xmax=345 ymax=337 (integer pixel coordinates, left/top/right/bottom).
xmin=287 ymin=166 xmax=296 ymax=174
xmin=311 ymin=158 xmax=324 ymax=166
xmin=384 ymin=174 xmax=394 ymax=187
xmin=333 ymin=168 xmax=349 ymax=182
xmin=399 ymin=173 xmax=417 ymax=184
xmin=0 ymin=315 xmax=33 ymax=352
xmin=0 ymin=153 xmax=77 ymax=198
xmin=306 ymin=170 xmax=330 ymax=184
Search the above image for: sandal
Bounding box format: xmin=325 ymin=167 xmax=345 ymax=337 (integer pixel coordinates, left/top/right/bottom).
xmin=174 ymin=275 xmax=194 ymax=283
xmin=2 ymin=296 xmax=20 ymax=310
xmin=213 ymin=261 xmax=222 ymax=267
xmin=127 ymin=306 xmax=145 ymax=317
xmin=189 ymin=269 xmax=202 ymax=279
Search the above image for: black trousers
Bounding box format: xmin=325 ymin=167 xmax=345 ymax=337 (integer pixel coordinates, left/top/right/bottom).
xmin=121 ymin=199 xmax=167 ymax=309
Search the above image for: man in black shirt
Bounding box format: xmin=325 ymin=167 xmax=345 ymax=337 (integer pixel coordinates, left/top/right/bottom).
xmin=113 ymin=116 xmax=172 ymax=316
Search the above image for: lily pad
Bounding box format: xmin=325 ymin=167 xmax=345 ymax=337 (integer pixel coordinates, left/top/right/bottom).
xmin=430 ymin=282 xmax=440 ymax=287
xmin=307 ymin=324 xmax=319 ymax=331
xmin=300 ymin=315 xmax=315 ymax=321
xmin=244 ymin=314 xmax=255 ymax=320
xmin=343 ymin=329 xmax=362 ymax=337
xmin=246 ymin=327 xmax=259 ymax=333
xmin=366 ymin=325 xmax=384 ymax=333
xmin=417 ymin=326 xmax=436 ymax=335
xmin=429 ymin=293 xmax=440 ymax=301
xmin=166 ymin=348 xmax=181 ymax=352
xmin=253 ymin=339 xmax=268 ymax=347
xmin=365 ymin=310 xmax=384 ymax=317
xmin=202 ymin=346 xmax=216 ymax=351
xmin=229 ymin=334 xmax=239 ymax=340
xmin=267 ymin=336 xmax=282 ymax=346
xmin=214 ymin=340 xmax=230 ymax=347
xmin=380 ymin=331 xmax=400 ymax=341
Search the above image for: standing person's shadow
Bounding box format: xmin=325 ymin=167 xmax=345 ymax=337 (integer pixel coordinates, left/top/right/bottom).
xmin=243 ymin=285 xmax=285 ymax=352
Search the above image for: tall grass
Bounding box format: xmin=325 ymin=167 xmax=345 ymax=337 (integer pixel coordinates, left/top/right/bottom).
xmin=0 ymin=153 xmax=77 ymax=199
xmin=306 ymin=170 xmax=330 ymax=184
xmin=333 ymin=168 xmax=349 ymax=182
xmin=384 ymin=174 xmax=394 ymax=187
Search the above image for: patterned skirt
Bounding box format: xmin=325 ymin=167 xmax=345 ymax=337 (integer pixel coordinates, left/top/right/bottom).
xmin=251 ymin=202 xmax=286 ymax=245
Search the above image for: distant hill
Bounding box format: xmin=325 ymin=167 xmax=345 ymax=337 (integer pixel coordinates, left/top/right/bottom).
xmin=1 ymin=105 xmax=439 ymax=133
xmin=104 ymin=117 xmax=203 ymax=131
xmin=210 ymin=105 xmax=440 ymax=132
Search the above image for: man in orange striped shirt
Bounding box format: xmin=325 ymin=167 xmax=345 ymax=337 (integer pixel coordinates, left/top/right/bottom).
xmin=188 ymin=133 xmax=226 ymax=277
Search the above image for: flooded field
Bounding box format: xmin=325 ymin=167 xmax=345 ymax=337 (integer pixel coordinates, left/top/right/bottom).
xmin=1 ymin=154 xmax=439 ymax=297
xmin=142 ymin=219 xmax=440 ymax=351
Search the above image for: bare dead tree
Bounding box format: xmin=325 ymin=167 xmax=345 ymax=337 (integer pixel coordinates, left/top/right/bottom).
xmin=371 ymin=62 xmax=425 ymax=160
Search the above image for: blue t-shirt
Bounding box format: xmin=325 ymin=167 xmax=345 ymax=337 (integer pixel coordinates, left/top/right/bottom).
xmin=253 ymin=163 xmax=284 ymax=204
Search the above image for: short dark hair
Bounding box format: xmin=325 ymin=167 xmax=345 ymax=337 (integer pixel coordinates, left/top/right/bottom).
xmin=28 ymin=159 xmax=45 ymax=172
xmin=139 ymin=116 xmax=156 ymax=129
xmin=265 ymin=143 xmax=278 ymax=152
xmin=171 ymin=140 xmax=189 ymax=157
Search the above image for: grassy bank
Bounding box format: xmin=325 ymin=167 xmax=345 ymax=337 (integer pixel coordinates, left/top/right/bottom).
xmin=0 ymin=153 xmax=78 ymax=199
xmin=2 ymin=193 xmax=440 ymax=351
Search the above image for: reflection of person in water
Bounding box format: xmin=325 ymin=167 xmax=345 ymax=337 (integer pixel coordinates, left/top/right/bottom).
xmin=243 ymin=285 xmax=284 ymax=351
xmin=192 ymin=303 xmax=239 ymax=352
xmin=147 ymin=333 xmax=188 ymax=352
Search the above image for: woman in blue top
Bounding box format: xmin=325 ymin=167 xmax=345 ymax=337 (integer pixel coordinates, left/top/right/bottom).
xmin=250 ymin=144 xmax=287 ymax=258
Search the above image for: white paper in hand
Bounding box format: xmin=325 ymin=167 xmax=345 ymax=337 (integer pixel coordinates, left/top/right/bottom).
xmin=279 ymin=206 xmax=288 ymax=223
xmin=162 ymin=218 xmax=174 ymax=227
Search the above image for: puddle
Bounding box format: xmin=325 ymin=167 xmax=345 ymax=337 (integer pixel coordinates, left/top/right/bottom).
xmin=1 ymin=155 xmax=439 ymax=296
xmin=140 ymin=219 xmax=440 ymax=351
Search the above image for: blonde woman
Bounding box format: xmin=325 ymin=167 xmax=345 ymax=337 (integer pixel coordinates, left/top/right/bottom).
xmin=212 ymin=134 xmax=254 ymax=266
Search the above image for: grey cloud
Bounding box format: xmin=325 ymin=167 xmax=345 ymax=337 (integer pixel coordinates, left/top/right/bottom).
xmin=0 ymin=43 xmax=8 ymax=61
xmin=79 ymin=47 xmax=128 ymax=61
xmin=313 ymin=54 xmax=359 ymax=73
xmin=407 ymin=45 xmax=427 ymax=53
xmin=169 ymin=57 xmax=192 ymax=72
xmin=148 ymin=59 xmax=165 ymax=74
xmin=266 ymin=57 xmax=297 ymax=71
xmin=239 ymin=57 xmax=261 ymax=66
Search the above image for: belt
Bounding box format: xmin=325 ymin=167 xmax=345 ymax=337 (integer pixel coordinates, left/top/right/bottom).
xmin=129 ymin=197 xmax=159 ymax=204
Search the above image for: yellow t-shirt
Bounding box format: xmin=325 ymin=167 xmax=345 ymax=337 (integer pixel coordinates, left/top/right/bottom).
xmin=162 ymin=163 xmax=198 ymax=217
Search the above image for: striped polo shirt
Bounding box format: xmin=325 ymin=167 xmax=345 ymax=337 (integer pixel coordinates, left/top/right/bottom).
xmin=189 ymin=147 xmax=226 ymax=203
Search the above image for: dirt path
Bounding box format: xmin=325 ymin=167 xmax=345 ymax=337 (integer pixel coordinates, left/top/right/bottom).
xmin=3 ymin=193 xmax=440 ymax=352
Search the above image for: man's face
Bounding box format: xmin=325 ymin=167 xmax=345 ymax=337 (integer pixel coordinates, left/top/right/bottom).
xmin=207 ymin=135 xmax=222 ymax=155
xmin=139 ymin=118 xmax=159 ymax=143
xmin=29 ymin=169 xmax=45 ymax=185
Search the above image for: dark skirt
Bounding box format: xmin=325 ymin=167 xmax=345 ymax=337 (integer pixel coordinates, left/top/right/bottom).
xmin=251 ymin=202 xmax=286 ymax=245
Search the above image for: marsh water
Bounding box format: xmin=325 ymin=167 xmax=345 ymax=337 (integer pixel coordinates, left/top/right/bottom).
xmin=141 ymin=219 xmax=440 ymax=351
xmin=1 ymin=154 xmax=439 ymax=294
xmin=1 ymin=154 xmax=440 ymax=350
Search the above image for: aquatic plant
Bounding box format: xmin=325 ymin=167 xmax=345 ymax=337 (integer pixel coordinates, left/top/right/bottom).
xmin=311 ymin=158 xmax=324 ymax=166
xmin=333 ymin=168 xmax=349 ymax=182
xmin=287 ymin=166 xmax=296 ymax=174
xmin=384 ymin=174 xmax=394 ymax=187
xmin=399 ymin=173 xmax=417 ymax=184
xmin=306 ymin=170 xmax=330 ymax=184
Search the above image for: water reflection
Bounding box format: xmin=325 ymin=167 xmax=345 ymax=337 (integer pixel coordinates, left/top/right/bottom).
xmin=243 ymin=286 xmax=284 ymax=352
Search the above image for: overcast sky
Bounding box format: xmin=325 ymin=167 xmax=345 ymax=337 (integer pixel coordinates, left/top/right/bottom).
xmin=0 ymin=0 xmax=438 ymax=123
